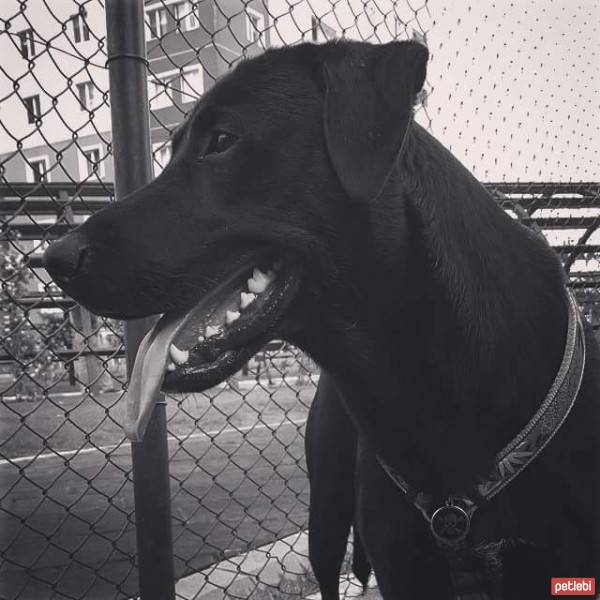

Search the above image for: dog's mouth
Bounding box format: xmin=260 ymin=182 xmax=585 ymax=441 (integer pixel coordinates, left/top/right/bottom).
xmin=124 ymin=255 xmax=301 ymax=441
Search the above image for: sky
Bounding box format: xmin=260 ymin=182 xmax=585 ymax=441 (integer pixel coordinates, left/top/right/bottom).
xmin=268 ymin=0 xmax=600 ymax=182
xmin=424 ymin=0 xmax=599 ymax=182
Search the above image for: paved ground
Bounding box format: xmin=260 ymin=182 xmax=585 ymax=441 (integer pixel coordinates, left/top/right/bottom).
xmin=173 ymin=531 xmax=381 ymax=600
xmin=0 ymin=384 xmax=314 ymax=600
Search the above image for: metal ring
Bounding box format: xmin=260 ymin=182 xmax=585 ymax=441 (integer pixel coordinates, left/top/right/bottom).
xmin=430 ymin=504 xmax=471 ymax=545
xmin=105 ymin=53 xmax=149 ymax=67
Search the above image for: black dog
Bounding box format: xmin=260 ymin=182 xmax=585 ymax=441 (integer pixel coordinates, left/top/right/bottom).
xmin=44 ymin=41 xmax=600 ymax=599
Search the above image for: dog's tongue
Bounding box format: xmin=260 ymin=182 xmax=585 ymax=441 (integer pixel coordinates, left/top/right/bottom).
xmin=123 ymin=268 xmax=249 ymax=440
xmin=122 ymin=262 xmax=284 ymax=440
xmin=123 ymin=312 xmax=185 ymax=441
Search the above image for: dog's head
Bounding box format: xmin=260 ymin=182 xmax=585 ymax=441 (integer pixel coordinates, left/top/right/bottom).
xmin=44 ymin=40 xmax=427 ymax=434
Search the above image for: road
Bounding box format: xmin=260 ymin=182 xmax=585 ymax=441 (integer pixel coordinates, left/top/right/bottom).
xmin=0 ymin=417 xmax=310 ymax=600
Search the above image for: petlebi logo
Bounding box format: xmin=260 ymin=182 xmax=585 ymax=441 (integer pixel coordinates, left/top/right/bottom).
xmin=551 ymin=578 xmax=596 ymax=596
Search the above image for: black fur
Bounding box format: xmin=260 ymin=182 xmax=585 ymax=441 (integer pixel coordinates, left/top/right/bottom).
xmin=305 ymin=373 xmax=371 ymax=597
xmin=44 ymin=41 xmax=600 ymax=599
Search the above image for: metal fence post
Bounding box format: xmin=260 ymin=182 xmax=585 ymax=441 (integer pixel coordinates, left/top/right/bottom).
xmin=105 ymin=2 xmax=176 ymax=599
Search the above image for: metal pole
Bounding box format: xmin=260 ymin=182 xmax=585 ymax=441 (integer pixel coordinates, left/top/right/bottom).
xmin=105 ymin=2 xmax=176 ymax=599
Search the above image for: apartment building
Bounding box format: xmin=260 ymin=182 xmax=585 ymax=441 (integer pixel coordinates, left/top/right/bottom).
xmin=0 ymin=0 xmax=271 ymax=184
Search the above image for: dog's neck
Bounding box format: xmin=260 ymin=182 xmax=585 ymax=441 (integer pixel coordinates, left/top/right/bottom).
xmin=300 ymin=124 xmax=569 ymax=495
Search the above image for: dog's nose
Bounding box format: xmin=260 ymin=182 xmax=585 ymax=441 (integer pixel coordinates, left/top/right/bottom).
xmin=43 ymin=234 xmax=88 ymax=283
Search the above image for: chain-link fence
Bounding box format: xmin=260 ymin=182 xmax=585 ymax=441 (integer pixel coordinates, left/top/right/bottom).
xmin=1 ymin=1 xmax=598 ymax=599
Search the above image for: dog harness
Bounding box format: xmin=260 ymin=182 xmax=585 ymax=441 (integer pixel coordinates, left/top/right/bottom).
xmin=377 ymin=290 xmax=586 ymax=600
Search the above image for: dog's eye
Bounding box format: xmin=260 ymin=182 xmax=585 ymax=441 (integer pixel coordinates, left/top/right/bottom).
xmin=203 ymin=131 xmax=238 ymax=157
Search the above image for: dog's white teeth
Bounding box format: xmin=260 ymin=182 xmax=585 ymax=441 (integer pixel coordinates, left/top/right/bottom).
xmin=205 ymin=325 xmax=220 ymax=338
xmin=169 ymin=344 xmax=189 ymax=366
xmin=226 ymin=310 xmax=240 ymax=325
xmin=247 ymin=278 xmax=265 ymax=294
xmin=247 ymin=267 xmax=273 ymax=294
xmin=169 ymin=345 xmax=187 ymax=365
xmin=240 ymin=291 xmax=256 ymax=309
xmin=167 ymin=361 xmax=176 ymax=372
xmin=197 ymin=334 xmax=205 ymax=343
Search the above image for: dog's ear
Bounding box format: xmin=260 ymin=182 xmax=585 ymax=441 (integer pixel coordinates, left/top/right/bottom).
xmin=323 ymin=41 xmax=428 ymax=202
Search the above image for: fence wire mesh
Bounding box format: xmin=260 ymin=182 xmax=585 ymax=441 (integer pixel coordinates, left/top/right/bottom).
xmin=0 ymin=1 xmax=598 ymax=599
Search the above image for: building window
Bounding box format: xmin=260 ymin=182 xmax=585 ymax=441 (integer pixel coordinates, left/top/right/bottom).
xmin=71 ymin=12 xmax=90 ymax=43
xmin=27 ymin=156 xmax=50 ymax=183
xmin=23 ymin=95 xmax=41 ymax=123
xmin=79 ymin=146 xmax=105 ymax=178
xmin=152 ymin=142 xmax=172 ymax=175
xmin=18 ymin=29 xmax=35 ymax=59
xmin=173 ymin=1 xmax=199 ymax=32
xmin=76 ymin=81 xmax=95 ymax=111
xmin=147 ymin=7 xmax=168 ymax=39
xmin=246 ymin=8 xmax=265 ymax=47
xmin=180 ymin=65 xmax=203 ymax=102
xmin=148 ymin=73 xmax=175 ymax=110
